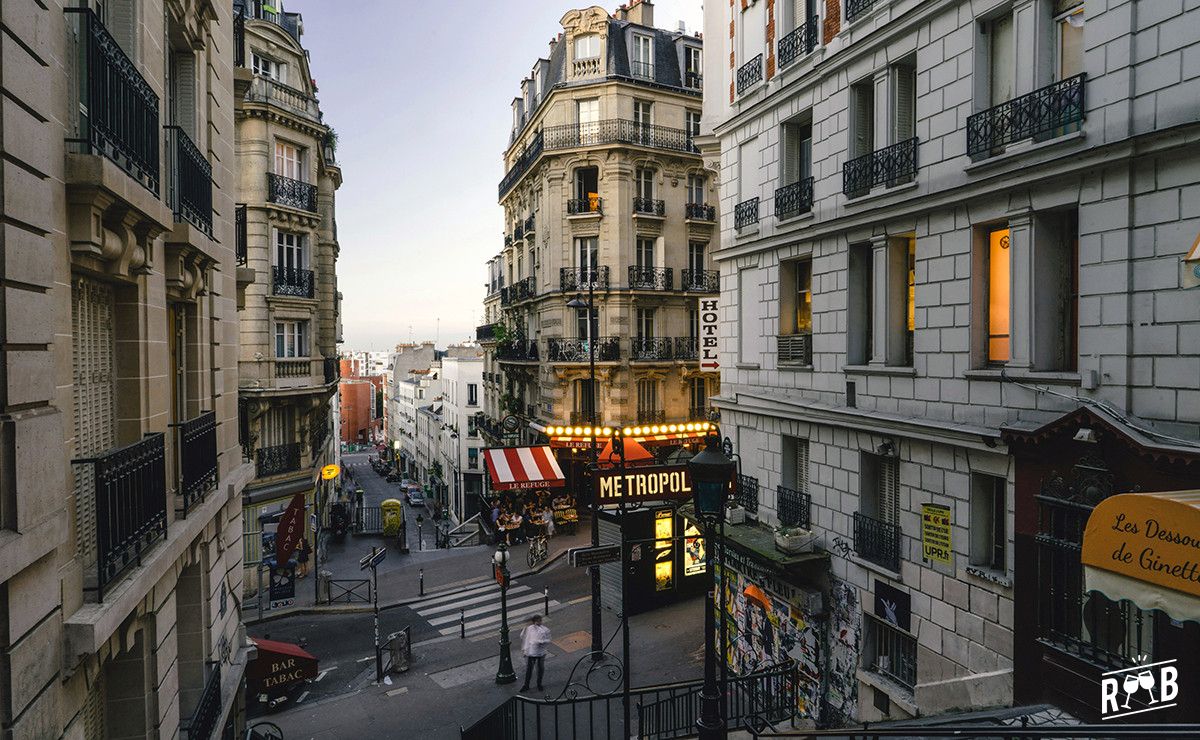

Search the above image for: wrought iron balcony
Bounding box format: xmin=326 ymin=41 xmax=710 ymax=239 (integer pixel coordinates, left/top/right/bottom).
xmin=842 ymin=137 xmax=919 ymax=198
xmin=689 ymin=405 xmax=711 ymax=421
xmin=175 ymin=412 xmax=217 ymax=516
xmin=272 ymin=265 xmax=315 ymax=298
xmin=66 ymin=8 xmax=160 ymax=194
xmin=560 ymin=266 xmax=610 ymax=292
xmin=633 ymin=197 xmax=665 ymax=216
xmin=547 ymin=337 xmax=620 ymax=362
xmin=567 ymin=197 xmax=603 ymax=215
xmin=854 ymin=511 xmax=902 ymax=571
xmin=510 ymin=276 xmax=537 ymax=303
xmin=183 ymin=663 xmax=222 ymax=740
xmin=524 ymin=214 xmax=536 ymax=234
xmin=165 ymin=126 xmax=213 ymax=236
xmin=675 ymin=336 xmax=699 ymax=360
xmin=476 ymin=324 xmax=497 ymax=342
xmin=504 ymin=234 xmax=513 ymax=248
xmin=323 ymin=357 xmax=340 ymax=384
xmin=275 ymin=360 xmax=310 ymax=378
xmin=778 ymin=17 xmax=819 ymax=68
xmin=734 ymin=197 xmax=760 ymax=229
xmin=256 ymin=442 xmax=302 ymax=478
xmin=778 ymin=333 xmax=813 ymax=366
xmin=736 ymin=474 xmax=759 ymax=514
xmin=310 ymin=406 xmax=329 ymax=457
xmin=777 ymin=485 xmax=812 ymax=529
xmin=235 ymin=1 xmax=301 ymax=42
xmin=630 ymin=60 xmax=655 ymax=80
xmin=496 ymin=339 xmax=539 ymax=362
xmin=845 ymin=0 xmax=878 ymax=23
xmin=73 ymin=433 xmax=168 ymax=601
xmin=681 ymin=269 xmax=719 ymax=293
xmin=631 ymin=337 xmax=674 ymax=361
xmin=966 ymin=75 xmax=1086 ymax=161
xmin=569 ymin=410 xmax=600 ymax=425
xmin=775 ymin=177 xmax=814 ymax=220
xmin=233 ymin=9 xmax=245 ymax=67
xmin=636 ymin=409 xmax=666 ymax=424
xmin=499 ymin=131 xmax=545 ymax=198
xmin=736 ymin=54 xmax=763 ymax=95
xmin=235 ymin=204 xmax=248 ymax=265
xmin=865 ymin=615 xmax=917 ymax=690
xmin=267 ymin=172 xmax=318 ymax=212
xmin=685 ymin=202 xmax=716 ymax=221
xmin=629 ymin=266 xmax=673 ymax=291
xmin=513 ymin=222 xmax=525 ymax=241
xmin=685 ymin=71 xmax=703 ymax=90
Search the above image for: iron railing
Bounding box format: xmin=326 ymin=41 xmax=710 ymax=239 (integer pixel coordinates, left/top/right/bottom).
xmin=324 ymin=357 xmax=340 ymax=384
xmin=846 ymin=0 xmax=877 ymax=23
xmin=854 ymin=511 xmax=901 ymax=571
xmin=777 ymin=485 xmax=811 ymax=529
xmin=510 ymin=276 xmax=537 ymax=303
xmin=547 ymin=337 xmax=620 ymax=362
xmin=560 ymin=266 xmax=610 ymax=292
xmin=636 ymin=409 xmax=667 ymax=424
xmin=326 ymin=579 xmax=371 ymax=604
xmin=966 ymin=74 xmax=1086 ymax=160
xmin=266 ymin=172 xmax=318 ymax=212
xmin=685 ymin=202 xmax=716 ymax=221
xmin=775 ymin=177 xmax=814 ymax=220
xmin=778 ymin=17 xmax=819 ymax=68
xmin=235 ymin=204 xmax=248 ymax=265
xmin=524 ymin=215 xmax=536 ymax=234
xmin=631 ymin=337 xmax=674 ymax=361
xmin=476 ymin=324 xmax=497 ymax=342
xmin=499 ymin=131 xmax=545 ymax=198
xmin=513 ymin=222 xmax=525 ymax=241
xmin=309 ymin=406 xmax=329 ymax=457
xmin=630 ymin=60 xmax=655 ymax=79
xmin=629 ymin=266 xmax=673 ymax=291
xmin=235 ymin=1 xmax=301 ymax=42
xmin=66 ymin=8 xmax=160 ymax=194
xmin=689 ymin=405 xmax=709 ymax=420
xmin=864 ymin=615 xmax=917 ymax=690
xmin=73 ymin=433 xmax=168 ymax=601
xmin=275 ymin=360 xmax=309 ymax=378
xmin=256 ymin=442 xmax=302 ymax=478
xmin=843 ymin=137 xmax=919 ymax=197
xmin=568 ymin=410 xmax=599 ymax=425
xmin=272 ymin=265 xmax=315 ymax=298
xmin=685 ymin=71 xmax=703 ymax=89
xmin=496 ymin=339 xmax=539 ymax=362
xmin=736 ymin=54 xmax=763 ymax=95
xmin=736 ymin=474 xmax=759 ymax=514
xmin=165 ymin=126 xmax=213 ymax=235
xmin=567 ymin=197 xmax=603 ymax=215
xmin=777 ymin=333 xmax=812 ymax=365
xmin=681 ymin=269 xmax=719 ymax=293
xmin=674 ymin=337 xmax=699 ymax=360
xmin=633 ymin=197 xmax=665 ymax=216
xmin=233 ymin=7 xmax=245 ymax=66
xmin=176 ymin=411 xmax=217 ymax=516
xmin=184 ymin=663 xmax=222 ymax=740
xmin=734 ymin=197 xmax=760 ymax=229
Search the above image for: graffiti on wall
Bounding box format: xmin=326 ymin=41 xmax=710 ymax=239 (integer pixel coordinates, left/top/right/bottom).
xmin=824 ymin=578 xmax=861 ymax=725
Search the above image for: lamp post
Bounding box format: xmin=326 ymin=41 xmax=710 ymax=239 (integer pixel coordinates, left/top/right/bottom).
xmin=567 ymin=281 xmax=602 ymax=658
xmin=688 ymin=434 xmax=736 ymax=740
xmin=493 ymin=542 xmax=516 ymax=684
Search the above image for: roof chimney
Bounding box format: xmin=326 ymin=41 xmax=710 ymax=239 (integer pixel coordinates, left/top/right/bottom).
xmin=628 ymin=0 xmax=653 ymax=27
xmin=614 ymin=3 xmax=628 ymax=21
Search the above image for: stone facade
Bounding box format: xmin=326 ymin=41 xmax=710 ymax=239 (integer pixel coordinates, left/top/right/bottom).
xmin=438 ymin=354 xmax=486 ymax=520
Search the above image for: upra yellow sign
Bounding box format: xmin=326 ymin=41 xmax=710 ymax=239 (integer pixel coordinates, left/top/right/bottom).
xmin=321 ymin=464 xmax=340 ymax=480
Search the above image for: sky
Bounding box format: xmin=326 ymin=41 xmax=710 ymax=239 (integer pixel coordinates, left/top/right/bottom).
xmin=290 ymin=0 xmax=705 ymax=352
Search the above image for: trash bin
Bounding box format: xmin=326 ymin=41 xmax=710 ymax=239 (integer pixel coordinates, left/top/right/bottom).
xmin=318 ymin=570 xmax=332 ymax=604
xmin=381 ymin=498 xmax=404 ymax=537
xmin=387 ymin=629 xmax=410 ymax=673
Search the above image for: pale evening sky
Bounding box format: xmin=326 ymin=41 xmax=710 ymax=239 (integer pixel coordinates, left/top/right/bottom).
xmin=290 ymin=0 xmax=706 ymax=351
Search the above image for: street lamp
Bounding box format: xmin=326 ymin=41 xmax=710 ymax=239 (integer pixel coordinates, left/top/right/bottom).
xmin=493 ymin=543 xmax=516 ymax=684
xmin=688 ymin=434 xmax=735 ymax=740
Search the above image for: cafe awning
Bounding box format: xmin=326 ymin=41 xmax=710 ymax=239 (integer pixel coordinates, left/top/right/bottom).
xmin=484 ymin=446 xmax=565 ymax=491
xmin=1082 ymin=490 xmax=1200 ymax=623
xmin=247 ymin=638 xmax=318 ymax=693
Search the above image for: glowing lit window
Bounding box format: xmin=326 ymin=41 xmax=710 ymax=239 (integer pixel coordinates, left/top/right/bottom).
xmin=987 ymin=227 xmax=1011 ymax=363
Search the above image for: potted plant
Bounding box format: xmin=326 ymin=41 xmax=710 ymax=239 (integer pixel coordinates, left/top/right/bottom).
xmin=774 ymin=524 xmax=816 ymax=554
xmin=725 ymin=501 xmax=746 ymax=525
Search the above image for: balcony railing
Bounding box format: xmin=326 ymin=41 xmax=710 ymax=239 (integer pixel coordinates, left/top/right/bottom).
xmin=736 ymin=54 xmax=764 ymax=95
xmin=775 ymin=177 xmax=814 ymax=220
xmin=256 ymin=442 xmax=302 ymax=478
xmin=736 ymin=474 xmax=759 ymax=514
xmin=272 ymin=265 xmax=315 ymax=298
xmin=633 ymin=197 xmax=665 ymax=216
xmin=689 ymin=405 xmax=710 ymax=421
xmin=675 ymin=337 xmax=699 ymax=361
xmin=66 ymin=8 xmax=160 ymax=194
xmin=685 ymin=203 xmax=716 ymax=221
xmin=183 ymin=663 xmax=222 ymax=740
xmin=777 ymin=485 xmax=811 ymax=529
xmin=323 ymin=357 xmax=340 ymax=384
xmin=499 ymin=131 xmax=545 ymax=198
xmin=267 ymin=172 xmax=318 ymax=212
xmin=496 ymin=339 xmax=539 ymax=362
xmin=865 ymin=616 xmax=917 ymax=691
xmin=476 ymin=324 xmax=497 ymax=342
xmin=547 ymin=337 xmax=620 ymax=362
xmin=73 ymin=433 xmax=168 ymax=601
xmin=569 ymin=410 xmax=600 ymax=425
xmin=165 ymin=126 xmax=213 ymax=235
xmin=175 ymin=412 xmax=217 ymax=517
xmin=685 ymin=71 xmax=703 ymax=90
xmin=636 ymin=409 xmax=666 ymax=424
xmin=513 ymin=222 xmax=525 ymax=241
xmin=846 ymin=0 xmax=878 ymax=23
xmin=778 ymin=333 xmax=812 ymax=365
xmin=966 ymin=74 xmax=1086 ymax=161
xmin=560 ymin=266 xmax=610 ymax=292
xmin=275 ymin=359 xmax=310 ymax=378
xmin=567 ymin=197 xmax=603 ymax=215
xmin=631 ymin=337 xmax=674 ymax=361
xmin=854 ymin=511 xmax=901 ymax=571
xmin=509 ymin=276 xmax=536 ymax=303
xmin=310 ymin=407 xmax=329 ymax=457
xmin=235 ymin=1 xmax=301 ymax=42
xmin=681 ymin=269 xmax=719 ymax=293
xmin=235 ymin=204 xmax=248 ymax=265
xmin=734 ymin=197 xmax=760 ymax=230
xmin=778 ymin=17 xmax=819 ymax=68
xmin=843 ymin=137 xmax=919 ymax=198
xmin=524 ymin=215 xmax=536 ymax=234
xmin=630 ymin=60 xmax=655 ymax=79
xmin=629 ymin=266 xmax=673 ymax=291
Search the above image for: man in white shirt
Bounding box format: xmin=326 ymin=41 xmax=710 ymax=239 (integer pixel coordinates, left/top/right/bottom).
xmin=519 ymin=614 xmax=551 ymax=692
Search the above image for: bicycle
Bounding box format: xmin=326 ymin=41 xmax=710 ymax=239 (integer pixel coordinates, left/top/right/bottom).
xmin=527 ymin=534 xmax=548 ymax=568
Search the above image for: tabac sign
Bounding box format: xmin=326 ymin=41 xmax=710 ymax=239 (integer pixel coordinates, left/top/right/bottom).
xmin=595 ymin=464 xmax=693 ymax=504
xmin=1081 ymin=491 xmax=1200 ymax=599
xmin=697 ymin=297 xmax=719 ymax=371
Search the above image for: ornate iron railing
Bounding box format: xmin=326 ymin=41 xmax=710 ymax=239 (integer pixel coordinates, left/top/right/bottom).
xmin=569 ymin=410 xmax=599 ymax=425
xmin=736 ymin=474 xmax=759 ymax=514
xmin=165 ymin=126 xmax=213 ymax=235
xmin=560 ymin=266 xmax=610 ymax=292
xmin=854 ymin=511 xmax=901 ymax=571
xmin=476 ymin=324 xmax=497 ymax=342
xmin=272 ymin=265 xmax=315 ymax=298
xmin=513 ymin=222 xmax=525 ymax=241
xmin=176 ymin=412 xmax=217 ymax=516
xmin=842 ymin=137 xmax=919 ymax=197
xmin=275 ymin=360 xmax=309 ymax=378
xmin=266 ymin=172 xmax=318 ymax=212
xmin=235 ymin=1 xmax=301 ymax=42
xmin=233 ymin=7 xmax=245 ymax=67
xmin=499 ymin=131 xmax=544 ymax=198
xmin=628 ymin=266 xmax=673 ymax=291
xmin=966 ymin=74 xmax=1086 ymax=161
xmin=630 ymin=337 xmax=674 ymax=361
xmin=323 ymin=357 xmax=339 ymax=384
xmin=630 ymin=60 xmax=654 ymax=79
xmin=777 ymin=485 xmax=811 ymax=529
xmin=496 ymin=339 xmax=539 ymax=362
xmin=235 ymin=204 xmax=248 ymax=265
xmin=778 ymin=17 xmax=819 ymax=68
xmin=510 ymin=276 xmax=536 ymax=303
xmin=775 ymin=176 xmax=814 ymax=220
xmin=547 ymin=337 xmax=620 ymax=362
xmin=633 ymin=197 xmax=665 ymax=216
xmin=567 ymin=197 xmax=603 ymax=215
xmin=734 ymin=197 xmax=760 ymax=229
xmin=674 ymin=337 xmax=699 ymax=360
xmin=846 ymin=0 xmax=878 ymax=23
xmin=256 ymin=442 xmax=301 ymax=478
xmin=524 ymin=215 xmax=536 ymax=234
xmin=73 ymin=433 xmax=168 ymax=601
xmin=864 ymin=615 xmax=917 ymax=690
xmin=183 ymin=663 xmax=222 ymax=740
xmin=685 ymin=71 xmax=703 ymax=89
xmin=504 ymin=234 xmax=513 ymax=248
xmin=309 ymin=406 xmax=329 ymax=456
xmin=689 ymin=405 xmax=710 ymax=421
xmin=685 ymin=202 xmax=716 ymax=221
xmin=66 ymin=8 xmax=160 ymax=194
xmin=778 ymin=333 xmax=812 ymax=365
xmin=681 ymin=269 xmax=719 ymax=293
xmin=636 ymin=409 xmax=666 ymax=424
xmin=736 ymin=54 xmax=763 ymax=95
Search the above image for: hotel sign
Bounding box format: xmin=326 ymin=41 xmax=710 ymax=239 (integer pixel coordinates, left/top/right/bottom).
xmin=595 ymin=464 xmax=693 ymax=503
xmin=698 ymin=297 xmax=720 ymax=371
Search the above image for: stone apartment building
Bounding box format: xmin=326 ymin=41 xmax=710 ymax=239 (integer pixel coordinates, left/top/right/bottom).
xmin=438 ymin=353 xmax=486 ymax=520
xmin=386 ymin=342 xmax=440 ymax=473
xmin=702 ymin=0 xmax=1199 ymax=726
xmin=233 ymin=1 xmax=343 ymax=584
xmin=1 ymin=0 xmax=250 ymax=736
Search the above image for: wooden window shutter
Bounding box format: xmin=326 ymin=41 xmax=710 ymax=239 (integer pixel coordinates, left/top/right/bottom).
xmin=853 ymin=84 xmax=873 ymax=157
xmin=893 ymin=64 xmax=915 ymax=143
xmin=72 ymin=277 xmax=116 ymax=569
xmin=796 ymin=438 xmax=810 ymax=495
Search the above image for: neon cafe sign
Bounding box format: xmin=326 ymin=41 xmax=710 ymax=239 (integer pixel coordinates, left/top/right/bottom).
xmin=547 ymin=421 xmax=716 ymax=449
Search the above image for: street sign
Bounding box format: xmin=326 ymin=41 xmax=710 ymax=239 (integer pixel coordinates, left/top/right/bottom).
xmin=493 ymin=563 xmax=508 ymax=587
xmin=359 ymin=547 xmax=387 ymax=571
xmin=569 ymin=544 xmax=621 ymax=568
xmin=321 ymin=464 xmax=341 ymax=480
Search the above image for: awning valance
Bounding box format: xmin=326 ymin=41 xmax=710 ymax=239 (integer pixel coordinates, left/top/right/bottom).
xmin=247 ymin=638 xmax=319 ymax=693
xmin=484 ymin=446 xmax=566 ymax=492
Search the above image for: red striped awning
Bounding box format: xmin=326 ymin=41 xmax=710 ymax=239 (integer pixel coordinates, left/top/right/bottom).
xmin=483 ymin=446 xmax=566 ymax=492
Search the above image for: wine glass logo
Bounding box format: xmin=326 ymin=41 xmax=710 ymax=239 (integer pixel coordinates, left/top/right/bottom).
xmin=1121 ymin=672 xmax=1139 ymax=709
xmin=1138 ymin=669 xmax=1158 ymax=703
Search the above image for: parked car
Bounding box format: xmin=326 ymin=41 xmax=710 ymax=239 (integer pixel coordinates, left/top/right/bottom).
xmin=407 ymin=489 xmax=425 ymax=506
xmin=386 ymin=472 xmax=402 ymax=483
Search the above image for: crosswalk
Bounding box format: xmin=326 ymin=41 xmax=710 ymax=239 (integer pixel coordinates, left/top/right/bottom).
xmin=412 ymin=579 xmax=560 ymax=637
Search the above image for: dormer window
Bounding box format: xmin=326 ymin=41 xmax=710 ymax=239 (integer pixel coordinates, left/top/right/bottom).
xmin=575 ymin=34 xmax=600 ymax=59
xmin=632 ymin=34 xmax=653 ymax=79
xmin=251 ymin=53 xmax=286 ymax=84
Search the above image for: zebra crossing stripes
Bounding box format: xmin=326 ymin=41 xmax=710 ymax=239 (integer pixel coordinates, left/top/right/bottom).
xmin=411 ymin=579 xmax=560 ymax=636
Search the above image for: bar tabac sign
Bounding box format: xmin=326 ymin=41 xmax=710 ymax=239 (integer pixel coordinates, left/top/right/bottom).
xmin=1081 ymin=491 xmax=1200 ymax=598
xmin=595 ymin=465 xmax=693 ymax=503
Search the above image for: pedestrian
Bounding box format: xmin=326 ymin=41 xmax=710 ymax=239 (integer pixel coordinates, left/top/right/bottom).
xmin=543 ymin=505 xmax=555 ymax=538
xmin=519 ymin=615 xmax=551 ymax=692
xmin=297 ymin=537 xmax=311 ymax=578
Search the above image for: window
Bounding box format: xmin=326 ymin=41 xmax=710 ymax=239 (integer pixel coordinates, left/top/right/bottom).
xmin=1033 ymin=211 xmax=1079 ymax=371
xmin=575 ymin=236 xmax=598 ymax=269
xmin=574 ymin=378 xmax=596 ymax=418
xmin=574 ymin=167 xmax=599 ymax=207
xmin=688 ymin=307 xmax=700 ymax=339
xmin=849 ymin=80 xmax=874 ymax=160
xmin=575 ymin=307 xmax=599 ymax=339
xmin=782 ymin=436 xmax=810 ymax=493
xmin=779 ymin=259 xmax=812 ymax=335
xmin=168 ymin=47 xmax=197 ymax=137
xmin=636 ymin=308 xmax=655 ymax=339
xmin=577 ymin=98 xmax=600 ymax=141
xmin=970 ymin=473 xmax=1006 ymax=572
xmin=636 ymin=168 xmax=654 ymax=201
xmin=864 ymin=615 xmax=917 ymax=691
xmin=689 ymin=377 xmax=708 ymax=413
xmin=275 ymin=141 xmax=303 ymax=180
xmin=861 ymin=453 xmax=899 ymax=526
xmin=786 ymin=0 xmax=818 ymax=32
xmin=891 ymin=60 xmax=916 ymax=147
xmin=781 ymin=117 xmax=813 ymax=186
xmin=737 ymin=267 xmax=762 ymax=362
xmin=632 ymin=34 xmax=653 ymax=78
xmin=575 ymin=34 xmax=600 ymax=59
xmin=686 ymin=110 xmax=702 ymax=143
xmin=275 ymin=321 xmax=309 ymax=358
xmin=636 ymin=237 xmax=655 ymax=269
xmin=251 ymin=53 xmax=286 ymax=83
xmin=738 ymin=139 xmax=758 ymax=203
xmin=687 ymin=174 xmax=706 ymax=205
xmin=637 ymin=379 xmax=658 ymax=414
xmin=467 ymin=383 xmax=478 ymax=406
xmin=987 ymin=13 xmax=1015 ymax=107
xmin=685 ymin=46 xmax=702 ymax=87
xmin=1056 ymin=3 xmax=1085 ymax=80
xmin=688 ymin=242 xmax=706 ymax=274
xmin=847 ymin=244 xmax=873 ymax=365
xmin=468 ymin=448 xmax=479 ymax=468
xmin=275 ymin=230 xmax=305 ymax=270
xmin=633 ymin=100 xmax=653 ymax=145
xmin=986 ymin=226 xmax=1011 ymax=364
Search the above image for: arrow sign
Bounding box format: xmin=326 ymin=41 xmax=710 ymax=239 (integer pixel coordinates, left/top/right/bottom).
xmin=569 ymin=544 xmax=621 ymax=568
xmin=359 ymin=547 xmax=387 ymax=571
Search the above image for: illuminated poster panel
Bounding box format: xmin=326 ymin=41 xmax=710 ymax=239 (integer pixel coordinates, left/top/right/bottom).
xmin=655 ymin=510 xmax=674 ymax=591
xmin=684 ymin=523 xmax=706 ymax=576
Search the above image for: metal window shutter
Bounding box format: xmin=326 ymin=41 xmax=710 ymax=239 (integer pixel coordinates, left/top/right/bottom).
xmin=782 ymin=123 xmax=800 ymax=186
xmin=106 ymin=0 xmax=137 ymax=61
xmin=72 ymin=278 xmax=116 ymax=568
xmin=171 ymin=51 xmax=197 ymax=138
xmin=598 ymin=518 xmax=623 ymax=614
xmin=796 ymin=439 xmax=810 ymax=495
xmin=853 ymin=84 xmax=873 ymax=157
xmin=82 ymin=669 xmax=106 ymax=740
xmin=893 ymin=66 xmax=915 ymax=143
xmin=880 ymin=458 xmax=900 ymax=525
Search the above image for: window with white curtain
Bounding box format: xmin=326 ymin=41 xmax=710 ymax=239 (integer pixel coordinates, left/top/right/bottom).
xmin=275 ymin=320 xmax=310 ymax=358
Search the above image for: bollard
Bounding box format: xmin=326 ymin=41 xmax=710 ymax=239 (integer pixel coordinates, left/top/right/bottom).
xmin=419 ymin=568 xmax=424 ymax=597
xmin=544 ymin=586 xmax=549 ymax=615
xmin=460 ymin=609 xmax=465 ymax=639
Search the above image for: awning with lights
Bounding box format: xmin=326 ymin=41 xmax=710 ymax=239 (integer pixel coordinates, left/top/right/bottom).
xmin=483 ymin=446 xmax=566 ymax=491
xmin=548 ymin=421 xmax=717 ymax=449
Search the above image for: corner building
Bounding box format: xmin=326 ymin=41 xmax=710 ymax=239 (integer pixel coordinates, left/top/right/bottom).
xmin=703 ymin=0 xmax=1200 ymax=725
